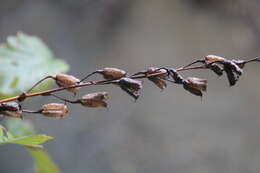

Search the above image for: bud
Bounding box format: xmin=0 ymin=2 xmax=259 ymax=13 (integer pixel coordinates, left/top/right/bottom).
xmin=183 ymin=77 xmax=207 ymax=97
xmin=79 ymin=92 xmax=109 ymax=108
xmin=40 ymin=103 xmax=69 ymax=118
xmin=0 ymin=102 xmax=22 ymax=119
xmin=117 ymin=78 xmax=143 ymax=100
xmin=97 ymin=67 xmax=127 ymax=80
xmin=205 ymin=55 xmax=225 ymax=62
xmin=54 ymin=74 xmax=81 ymax=94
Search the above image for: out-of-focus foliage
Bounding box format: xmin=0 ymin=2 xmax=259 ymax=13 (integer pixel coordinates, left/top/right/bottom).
xmin=0 ymin=32 xmax=69 ymax=97
xmin=0 ymin=32 xmax=68 ymax=173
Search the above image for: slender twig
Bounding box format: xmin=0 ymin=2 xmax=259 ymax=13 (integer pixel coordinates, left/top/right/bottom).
xmin=0 ymin=65 xmax=208 ymax=103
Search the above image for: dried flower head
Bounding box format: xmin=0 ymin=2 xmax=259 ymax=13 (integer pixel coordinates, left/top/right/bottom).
xmin=116 ymin=77 xmax=143 ymax=100
xmin=183 ymin=77 xmax=207 ymax=97
xmin=79 ymin=92 xmax=109 ymax=108
xmin=0 ymin=102 xmax=22 ymax=118
xmin=40 ymin=103 xmax=69 ymax=118
xmin=54 ymin=74 xmax=81 ymax=94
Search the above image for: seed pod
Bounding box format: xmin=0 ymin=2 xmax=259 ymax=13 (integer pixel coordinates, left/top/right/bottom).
xmin=207 ymin=63 xmax=223 ymax=76
xmin=223 ymin=65 xmax=239 ymax=86
xmin=54 ymin=74 xmax=81 ymax=94
xmin=97 ymin=67 xmax=127 ymax=80
xmin=185 ymin=77 xmax=207 ymax=91
xmin=205 ymin=55 xmax=225 ymax=62
xmin=182 ymin=77 xmax=207 ymax=97
xmin=79 ymin=92 xmax=109 ymax=108
xmin=117 ymin=78 xmax=143 ymax=100
xmin=0 ymin=102 xmax=23 ymax=119
xmin=146 ymin=67 xmax=167 ymax=90
xmin=169 ymin=69 xmax=184 ymax=84
xmin=40 ymin=103 xmax=69 ymax=118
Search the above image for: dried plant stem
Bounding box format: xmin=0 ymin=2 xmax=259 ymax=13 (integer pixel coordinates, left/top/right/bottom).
xmin=0 ymin=65 xmax=207 ymax=103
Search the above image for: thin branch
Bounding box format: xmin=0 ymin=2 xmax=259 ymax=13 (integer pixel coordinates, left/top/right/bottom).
xmin=0 ymin=65 xmax=208 ymax=103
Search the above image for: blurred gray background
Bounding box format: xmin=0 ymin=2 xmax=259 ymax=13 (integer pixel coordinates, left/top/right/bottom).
xmin=1 ymin=0 xmax=260 ymax=173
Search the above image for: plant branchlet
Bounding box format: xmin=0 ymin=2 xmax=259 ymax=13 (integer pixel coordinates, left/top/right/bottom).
xmin=0 ymin=54 xmax=259 ymax=119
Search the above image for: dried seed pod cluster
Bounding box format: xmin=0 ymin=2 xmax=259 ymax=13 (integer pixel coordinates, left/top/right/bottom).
xmin=0 ymin=54 xmax=259 ymax=119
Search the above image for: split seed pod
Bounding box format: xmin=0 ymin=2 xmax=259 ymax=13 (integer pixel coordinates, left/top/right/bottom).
xmin=222 ymin=60 xmax=243 ymax=86
xmin=79 ymin=92 xmax=109 ymax=108
xmin=40 ymin=103 xmax=69 ymax=118
xmin=54 ymin=74 xmax=81 ymax=94
xmin=207 ymin=63 xmax=223 ymax=76
xmin=146 ymin=67 xmax=167 ymax=90
xmin=97 ymin=67 xmax=127 ymax=80
xmin=183 ymin=77 xmax=207 ymax=97
xmin=117 ymin=77 xmax=143 ymax=100
xmin=0 ymin=102 xmax=22 ymax=118
xmin=169 ymin=69 xmax=184 ymax=84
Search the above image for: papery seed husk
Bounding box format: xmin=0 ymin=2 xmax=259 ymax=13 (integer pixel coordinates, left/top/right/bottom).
xmin=186 ymin=77 xmax=207 ymax=91
xmin=224 ymin=66 xmax=239 ymax=86
xmin=224 ymin=60 xmax=243 ymax=75
xmin=118 ymin=78 xmax=143 ymax=90
xmin=148 ymin=77 xmax=167 ymax=90
xmin=80 ymin=92 xmax=109 ymax=108
xmin=205 ymin=55 xmax=225 ymax=62
xmin=99 ymin=68 xmax=127 ymax=80
xmin=41 ymin=103 xmax=69 ymax=118
xmin=232 ymin=59 xmax=246 ymax=69
xmin=208 ymin=64 xmax=223 ymax=76
xmin=55 ymin=74 xmax=81 ymax=93
xmin=183 ymin=82 xmax=203 ymax=97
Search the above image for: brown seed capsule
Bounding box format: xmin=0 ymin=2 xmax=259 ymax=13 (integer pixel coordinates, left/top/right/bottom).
xmin=186 ymin=77 xmax=207 ymax=91
xmin=97 ymin=67 xmax=127 ymax=80
xmin=54 ymin=74 xmax=81 ymax=94
xmin=117 ymin=78 xmax=143 ymax=100
xmin=0 ymin=102 xmax=23 ymax=118
xmin=205 ymin=55 xmax=225 ymax=62
xmin=182 ymin=77 xmax=207 ymax=97
xmin=41 ymin=103 xmax=69 ymax=118
xmin=207 ymin=63 xmax=223 ymax=76
xmin=146 ymin=67 xmax=167 ymax=90
xmin=79 ymin=92 xmax=109 ymax=108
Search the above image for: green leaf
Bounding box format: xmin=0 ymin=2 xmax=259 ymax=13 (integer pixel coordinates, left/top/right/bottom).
xmin=28 ymin=148 xmax=60 ymax=173
xmin=0 ymin=32 xmax=69 ymax=96
xmin=0 ymin=134 xmax=53 ymax=148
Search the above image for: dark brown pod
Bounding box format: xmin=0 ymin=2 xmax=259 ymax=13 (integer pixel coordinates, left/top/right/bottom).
xmin=182 ymin=77 xmax=207 ymax=97
xmin=117 ymin=78 xmax=143 ymax=100
xmin=224 ymin=66 xmax=239 ymax=86
xmin=0 ymin=102 xmax=23 ymax=118
xmin=183 ymin=82 xmax=203 ymax=97
xmin=98 ymin=67 xmax=127 ymax=80
xmin=79 ymin=92 xmax=109 ymax=108
xmin=207 ymin=63 xmax=223 ymax=76
xmin=54 ymin=74 xmax=81 ymax=94
xmin=41 ymin=103 xmax=69 ymax=118
xmin=147 ymin=67 xmax=167 ymax=90
xmin=169 ymin=69 xmax=184 ymax=84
